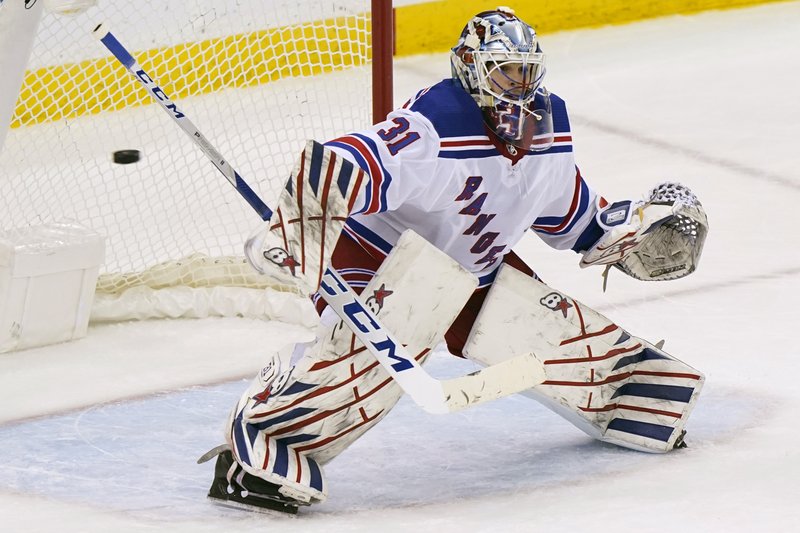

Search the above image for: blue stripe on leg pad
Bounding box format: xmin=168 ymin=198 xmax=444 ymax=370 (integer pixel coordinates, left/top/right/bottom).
xmin=611 ymin=383 xmax=694 ymax=403
xmin=607 ymin=418 xmax=675 ymax=442
xmin=612 ymin=347 xmax=670 ymax=370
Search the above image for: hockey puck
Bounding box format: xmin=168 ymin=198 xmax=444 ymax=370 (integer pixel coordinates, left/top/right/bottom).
xmin=112 ymin=149 xmax=141 ymax=164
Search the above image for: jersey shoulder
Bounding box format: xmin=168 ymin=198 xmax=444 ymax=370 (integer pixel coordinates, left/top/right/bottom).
xmin=547 ymin=91 xmax=572 ymax=134
xmin=405 ymin=79 xmax=486 ymax=139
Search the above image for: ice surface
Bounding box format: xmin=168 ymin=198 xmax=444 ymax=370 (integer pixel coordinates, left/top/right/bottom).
xmin=1 ymin=2 xmax=799 ymax=531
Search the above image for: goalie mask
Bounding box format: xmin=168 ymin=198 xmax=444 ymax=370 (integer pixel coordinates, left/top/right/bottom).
xmin=451 ymin=7 xmax=553 ymax=151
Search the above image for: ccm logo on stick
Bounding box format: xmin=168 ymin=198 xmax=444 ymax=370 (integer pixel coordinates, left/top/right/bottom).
xmin=135 ymin=70 xmax=185 ymax=118
xmin=321 ymin=279 xmax=414 ymax=372
xmin=342 ymin=301 xmax=413 ymax=372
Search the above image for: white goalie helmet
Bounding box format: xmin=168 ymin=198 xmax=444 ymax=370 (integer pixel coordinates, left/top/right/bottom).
xmin=451 ymin=7 xmax=554 ymax=151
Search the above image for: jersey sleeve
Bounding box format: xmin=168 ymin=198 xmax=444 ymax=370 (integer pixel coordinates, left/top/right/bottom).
xmin=526 ymin=92 xmax=605 ymax=252
xmin=530 ymin=166 xmax=606 ymax=252
xmin=324 ymin=108 xmax=440 ymax=216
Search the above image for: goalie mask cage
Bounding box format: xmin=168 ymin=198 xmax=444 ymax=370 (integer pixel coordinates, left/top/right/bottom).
xmin=0 ymin=0 xmax=392 ymax=320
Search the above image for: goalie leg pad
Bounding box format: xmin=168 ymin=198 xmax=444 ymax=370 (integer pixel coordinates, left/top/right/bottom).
xmin=226 ymin=230 xmax=477 ymax=502
xmin=464 ymin=265 xmax=705 ymax=453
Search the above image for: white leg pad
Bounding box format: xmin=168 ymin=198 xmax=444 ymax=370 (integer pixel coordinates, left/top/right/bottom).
xmin=464 ymin=265 xmax=705 ymax=453
xmin=227 ymin=230 xmax=476 ymax=502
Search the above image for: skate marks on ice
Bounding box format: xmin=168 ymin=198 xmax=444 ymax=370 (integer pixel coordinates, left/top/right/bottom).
xmin=0 ymin=352 xmax=769 ymax=520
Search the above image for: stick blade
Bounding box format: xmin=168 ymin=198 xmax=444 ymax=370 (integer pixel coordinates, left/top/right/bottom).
xmin=439 ymin=352 xmax=545 ymax=412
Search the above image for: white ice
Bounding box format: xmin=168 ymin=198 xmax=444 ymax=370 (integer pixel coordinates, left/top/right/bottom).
xmin=1 ymin=2 xmax=799 ymax=531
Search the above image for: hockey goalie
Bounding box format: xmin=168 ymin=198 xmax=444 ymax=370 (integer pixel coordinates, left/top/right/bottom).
xmin=201 ymin=7 xmax=709 ymax=515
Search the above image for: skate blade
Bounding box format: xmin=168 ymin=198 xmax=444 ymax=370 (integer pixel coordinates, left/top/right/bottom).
xmin=207 ymin=494 xmax=299 ymax=518
xmin=197 ymin=443 xmax=230 ymax=464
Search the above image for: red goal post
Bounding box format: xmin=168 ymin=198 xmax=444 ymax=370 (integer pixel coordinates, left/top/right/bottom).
xmin=371 ymin=0 xmax=394 ymax=125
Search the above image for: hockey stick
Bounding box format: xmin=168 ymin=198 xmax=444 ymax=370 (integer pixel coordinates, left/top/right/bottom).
xmin=93 ymin=24 xmax=545 ymax=414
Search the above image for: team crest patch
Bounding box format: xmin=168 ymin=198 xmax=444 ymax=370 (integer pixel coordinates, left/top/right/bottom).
xmin=258 ymin=359 xmax=280 ymax=386
xmin=263 ymin=246 xmax=300 ymax=275
xmin=252 ymin=366 xmax=295 ymax=407
xmin=332 ymin=283 xmax=394 ymax=339
xmin=364 ymin=283 xmax=393 ymax=315
xmin=540 ymin=291 xmax=572 ymax=318
xmin=268 ymin=367 xmax=295 ymax=396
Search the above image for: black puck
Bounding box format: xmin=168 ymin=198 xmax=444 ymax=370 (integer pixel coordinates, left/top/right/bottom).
xmin=113 ymin=149 xmax=141 ymax=164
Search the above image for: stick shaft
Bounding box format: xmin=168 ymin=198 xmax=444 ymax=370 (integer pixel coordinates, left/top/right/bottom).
xmin=93 ymin=24 xmax=272 ymax=221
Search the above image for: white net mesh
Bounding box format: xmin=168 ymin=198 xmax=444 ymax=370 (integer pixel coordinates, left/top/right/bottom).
xmin=0 ymin=0 xmax=373 ymax=302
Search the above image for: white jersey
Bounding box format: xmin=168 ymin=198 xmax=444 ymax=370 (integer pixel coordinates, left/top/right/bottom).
xmin=326 ymin=79 xmax=602 ymax=287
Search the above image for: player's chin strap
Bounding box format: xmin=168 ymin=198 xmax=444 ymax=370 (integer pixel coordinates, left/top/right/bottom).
xmin=581 ymin=182 xmax=709 ymax=290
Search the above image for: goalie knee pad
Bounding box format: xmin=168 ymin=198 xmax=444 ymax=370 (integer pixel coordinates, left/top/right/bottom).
xmin=464 ymin=265 xmax=704 ymax=453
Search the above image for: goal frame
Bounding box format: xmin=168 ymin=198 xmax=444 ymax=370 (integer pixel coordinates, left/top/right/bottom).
xmin=371 ymin=0 xmax=394 ymax=124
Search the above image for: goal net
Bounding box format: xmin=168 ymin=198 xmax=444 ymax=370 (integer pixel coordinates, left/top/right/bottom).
xmin=0 ymin=0 xmax=388 ymax=322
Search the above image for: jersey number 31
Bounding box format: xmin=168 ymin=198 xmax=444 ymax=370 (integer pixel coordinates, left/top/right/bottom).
xmin=377 ymin=117 xmax=420 ymax=156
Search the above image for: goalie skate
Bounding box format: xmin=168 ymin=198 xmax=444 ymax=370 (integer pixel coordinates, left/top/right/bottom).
xmin=207 ymin=448 xmax=306 ymax=516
